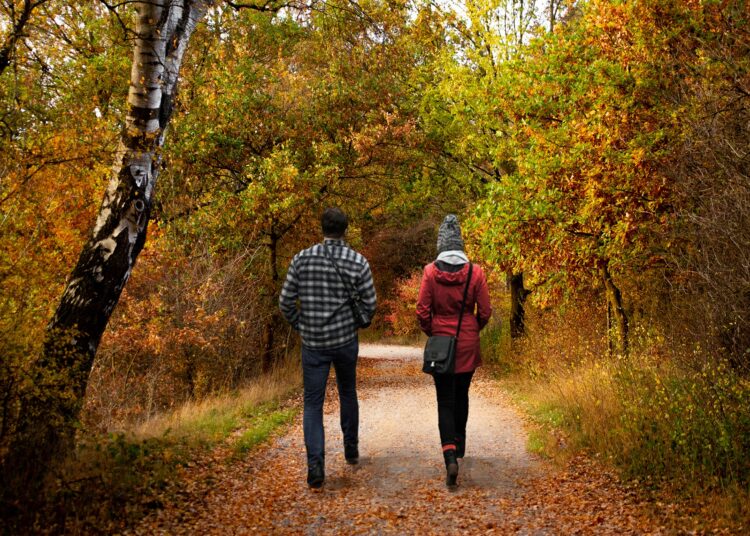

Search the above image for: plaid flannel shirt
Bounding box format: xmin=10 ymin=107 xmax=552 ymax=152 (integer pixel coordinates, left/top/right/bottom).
xmin=279 ymin=238 xmax=377 ymax=349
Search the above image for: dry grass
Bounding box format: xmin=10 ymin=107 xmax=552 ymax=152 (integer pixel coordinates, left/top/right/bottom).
xmin=525 ymin=359 xmax=616 ymax=428
xmin=134 ymin=356 xmax=301 ymax=443
xmin=493 ymin=302 xmax=750 ymax=529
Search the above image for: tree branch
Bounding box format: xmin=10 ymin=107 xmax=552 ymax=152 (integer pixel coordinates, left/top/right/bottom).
xmin=0 ymin=0 xmax=50 ymax=76
xmin=223 ymin=0 xmax=293 ymax=11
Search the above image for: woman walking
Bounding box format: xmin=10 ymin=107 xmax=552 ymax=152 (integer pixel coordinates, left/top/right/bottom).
xmin=416 ymin=215 xmax=492 ymax=486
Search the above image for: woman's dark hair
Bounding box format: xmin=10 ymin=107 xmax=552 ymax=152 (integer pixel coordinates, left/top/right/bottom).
xmin=321 ymin=207 xmax=348 ymax=237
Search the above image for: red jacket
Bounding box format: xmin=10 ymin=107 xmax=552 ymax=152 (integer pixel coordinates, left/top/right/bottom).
xmin=416 ymin=262 xmax=492 ymax=373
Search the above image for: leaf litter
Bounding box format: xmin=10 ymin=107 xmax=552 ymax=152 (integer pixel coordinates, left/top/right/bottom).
xmin=129 ymin=350 xmax=735 ymax=535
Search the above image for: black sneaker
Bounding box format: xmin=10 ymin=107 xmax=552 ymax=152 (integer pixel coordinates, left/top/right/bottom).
xmin=307 ymin=463 xmax=324 ymax=488
xmin=344 ymin=443 xmax=359 ymax=465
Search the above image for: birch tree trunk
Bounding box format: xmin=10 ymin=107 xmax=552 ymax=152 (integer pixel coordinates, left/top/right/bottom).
xmin=1 ymin=0 xmax=209 ymax=498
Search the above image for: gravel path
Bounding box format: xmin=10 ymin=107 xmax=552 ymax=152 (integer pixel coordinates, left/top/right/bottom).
xmin=134 ymin=344 xmax=684 ymax=535
xmin=358 ymin=343 xmax=424 ymax=360
xmin=354 ymin=344 xmax=537 ymax=495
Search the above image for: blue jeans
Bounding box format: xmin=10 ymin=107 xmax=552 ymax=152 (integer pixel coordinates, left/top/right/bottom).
xmin=301 ymin=337 xmax=359 ymax=468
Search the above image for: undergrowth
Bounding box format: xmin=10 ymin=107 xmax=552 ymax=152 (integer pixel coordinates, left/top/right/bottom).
xmin=488 ymin=305 xmax=750 ymax=530
xmin=6 ymin=358 xmax=302 ymax=534
xmin=358 ymin=327 xmax=426 ymax=346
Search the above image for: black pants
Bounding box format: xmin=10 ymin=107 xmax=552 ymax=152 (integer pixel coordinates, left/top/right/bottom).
xmin=433 ymin=371 xmax=474 ymax=448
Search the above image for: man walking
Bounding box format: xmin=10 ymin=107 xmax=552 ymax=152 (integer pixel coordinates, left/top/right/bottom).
xmin=279 ymin=207 xmax=377 ymax=488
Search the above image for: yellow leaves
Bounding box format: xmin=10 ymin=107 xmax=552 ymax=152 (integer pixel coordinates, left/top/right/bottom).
xmin=240 ymin=147 xmax=309 ymax=223
xmin=631 ymin=147 xmax=646 ymax=167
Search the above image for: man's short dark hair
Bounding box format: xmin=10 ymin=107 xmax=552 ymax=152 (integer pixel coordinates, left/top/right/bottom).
xmin=321 ymin=207 xmax=348 ymax=237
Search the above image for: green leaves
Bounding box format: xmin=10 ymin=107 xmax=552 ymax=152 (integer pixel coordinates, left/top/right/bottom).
xmin=424 ymin=0 xmax=693 ymax=305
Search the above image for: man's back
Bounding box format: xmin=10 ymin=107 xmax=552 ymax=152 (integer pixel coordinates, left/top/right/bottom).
xmin=279 ymin=238 xmax=376 ymax=349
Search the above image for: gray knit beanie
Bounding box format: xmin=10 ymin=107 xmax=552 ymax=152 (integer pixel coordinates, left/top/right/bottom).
xmin=436 ymin=214 xmax=464 ymax=253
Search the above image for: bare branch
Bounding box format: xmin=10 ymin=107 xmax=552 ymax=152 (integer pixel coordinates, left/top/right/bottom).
xmin=97 ymin=0 xmax=140 ymax=40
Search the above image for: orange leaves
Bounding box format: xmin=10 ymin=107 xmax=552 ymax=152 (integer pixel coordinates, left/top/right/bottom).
xmin=351 ymin=111 xmax=421 ymax=167
xmin=587 ymin=1 xmax=634 ymax=56
xmin=380 ymin=270 xmax=423 ymax=337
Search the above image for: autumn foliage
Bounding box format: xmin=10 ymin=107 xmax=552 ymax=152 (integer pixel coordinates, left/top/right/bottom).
xmin=448 ymin=0 xmax=750 ymax=510
xmin=1 ymin=0 xmax=750 ymax=529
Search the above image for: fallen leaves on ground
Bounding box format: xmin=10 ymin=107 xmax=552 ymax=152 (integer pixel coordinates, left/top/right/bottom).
xmin=129 ymin=354 xmax=741 ymax=535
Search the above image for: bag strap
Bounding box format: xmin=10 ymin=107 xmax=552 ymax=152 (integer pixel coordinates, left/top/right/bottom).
xmin=322 ymin=241 xmax=357 ymax=300
xmin=455 ymin=263 xmax=473 ymax=339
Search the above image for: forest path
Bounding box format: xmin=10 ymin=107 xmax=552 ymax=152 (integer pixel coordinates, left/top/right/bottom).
xmin=133 ymin=344 xmax=681 ymax=535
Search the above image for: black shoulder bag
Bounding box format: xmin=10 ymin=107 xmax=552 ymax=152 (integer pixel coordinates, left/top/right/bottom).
xmin=322 ymin=242 xmax=371 ymax=329
xmin=422 ymin=263 xmax=473 ymax=375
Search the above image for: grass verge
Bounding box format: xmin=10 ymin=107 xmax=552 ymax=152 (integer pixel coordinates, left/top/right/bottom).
xmin=234 ymin=406 xmax=298 ymax=456
xmin=19 ymin=358 xmax=302 ymax=534
xmin=134 ymin=358 xmax=301 ymax=444
xmin=494 ymin=348 xmax=750 ymax=531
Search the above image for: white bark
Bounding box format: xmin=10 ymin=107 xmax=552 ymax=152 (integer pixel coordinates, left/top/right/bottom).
xmin=32 ymin=0 xmax=209 ymax=467
xmin=51 ymin=0 xmax=209 ymax=337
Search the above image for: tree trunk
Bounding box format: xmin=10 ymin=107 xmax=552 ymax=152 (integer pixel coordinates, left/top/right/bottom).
xmin=508 ymin=271 xmax=530 ymax=338
xmin=602 ymin=261 xmax=629 ymax=356
xmin=606 ymin=299 xmax=614 ymax=356
xmin=261 ymin=320 xmax=276 ymax=373
xmin=1 ymin=0 xmax=209 ymax=500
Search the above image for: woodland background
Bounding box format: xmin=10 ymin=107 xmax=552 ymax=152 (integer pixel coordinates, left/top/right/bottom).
xmin=1 ymin=0 xmax=749 ymax=531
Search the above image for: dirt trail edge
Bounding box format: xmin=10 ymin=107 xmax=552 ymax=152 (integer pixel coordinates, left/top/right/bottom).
xmin=132 ymin=344 xmax=690 ymax=535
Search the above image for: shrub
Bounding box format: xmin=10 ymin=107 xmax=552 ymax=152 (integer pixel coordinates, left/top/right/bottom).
xmin=517 ymin=306 xmax=750 ymax=491
xmin=380 ymin=270 xmax=423 ymax=338
xmin=495 ymin=295 xmax=750 ymax=506
xmin=83 ymin=235 xmax=276 ymax=432
xmin=612 ymin=357 xmax=750 ymax=487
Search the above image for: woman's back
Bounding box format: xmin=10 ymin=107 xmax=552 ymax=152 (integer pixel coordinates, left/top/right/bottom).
xmin=416 ymin=261 xmax=491 ymax=373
